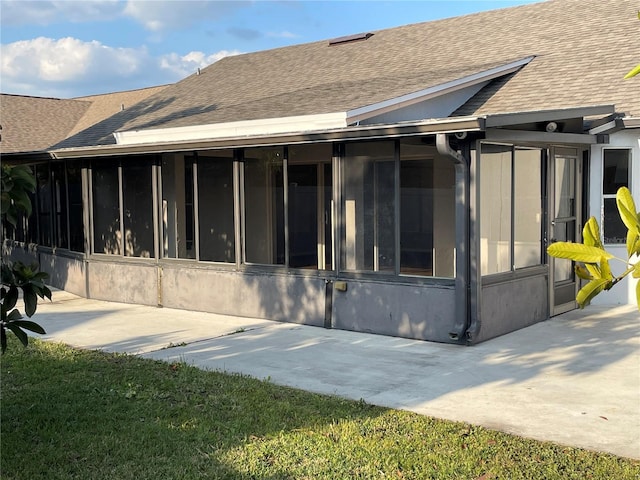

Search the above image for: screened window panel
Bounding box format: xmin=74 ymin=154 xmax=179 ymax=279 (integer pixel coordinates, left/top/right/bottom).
xmin=51 ymin=162 xmax=68 ymax=249
xmin=287 ymin=164 xmax=318 ymax=268
xmin=244 ymin=147 xmax=285 ymax=265
xmin=342 ymin=141 xmax=395 ymax=272
xmin=67 ymin=163 xmax=84 ymax=252
xmin=198 ymin=155 xmax=235 ymax=263
xmin=36 ymin=164 xmax=52 ymax=247
xmin=122 ymin=163 xmax=154 ymax=258
xmin=287 ymin=143 xmax=333 ymax=270
xmin=480 ymin=144 xmax=512 ymax=275
xmin=399 ymin=139 xmax=455 ymax=278
xmin=554 ymin=157 xmax=575 ymax=219
xmin=162 ymin=155 xmax=196 ymax=259
xmin=92 ymin=163 xmax=120 ymax=254
xmin=513 ymin=148 xmax=543 ymax=269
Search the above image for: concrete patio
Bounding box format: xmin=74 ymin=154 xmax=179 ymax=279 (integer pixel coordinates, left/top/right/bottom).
xmin=27 ymin=289 xmax=640 ymax=460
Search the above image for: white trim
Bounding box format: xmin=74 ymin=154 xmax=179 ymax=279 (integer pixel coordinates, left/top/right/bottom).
xmin=589 ymin=120 xmax=618 ymax=135
xmin=114 ymin=57 xmax=534 ymax=146
xmin=114 ymin=112 xmax=348 ymax=146
xmin=346 ymin=56 xmax=535 ymax=124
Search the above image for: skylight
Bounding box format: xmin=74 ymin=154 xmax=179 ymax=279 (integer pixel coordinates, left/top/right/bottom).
xmin=328 ymin=32 xmax=373 ymax=46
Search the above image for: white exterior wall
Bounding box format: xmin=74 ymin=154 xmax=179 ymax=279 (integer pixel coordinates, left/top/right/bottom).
xmin=589 ymin=129 xmax=640 ymax=305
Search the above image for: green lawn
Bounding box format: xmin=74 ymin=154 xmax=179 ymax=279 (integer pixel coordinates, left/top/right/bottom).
xmin=2 ymin=339 xmax=638 ymax=480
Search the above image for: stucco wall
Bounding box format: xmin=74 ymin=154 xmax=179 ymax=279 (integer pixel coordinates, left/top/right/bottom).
xmin=160 ymin=265 xmax=326 ymax=326
xmin=331 ymin=280 xmax=458 ymax=343
xmin=476 ymin=273 xmax=548 ymax=343
xmin=39 ymin=252 xmax=87 ymax=297
xmin=86 ymin=260 xmax=158 ymax=306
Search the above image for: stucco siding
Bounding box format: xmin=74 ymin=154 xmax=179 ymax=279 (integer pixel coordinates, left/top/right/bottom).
xmin=477 ymin=274 xmax=548 ymax=343
xmin=331 ymin=280 xmax=458 ymax=343
xmin=87 ymin=260 xmax=158 ymax=306
xmin=160 ymin=265 xmax=326 ymax=326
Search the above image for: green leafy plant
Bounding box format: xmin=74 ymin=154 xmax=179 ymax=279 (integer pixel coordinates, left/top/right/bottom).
xmin=547 ymin=187 xmax=640 ymax=309
xmin=1 ymin=164 xmax=50 ymax=353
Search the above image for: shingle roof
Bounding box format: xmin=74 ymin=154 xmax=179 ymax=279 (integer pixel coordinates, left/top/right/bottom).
xmin=10 ymin=0 xmax=640 ymax=152
xmin=69 ymin=85 xmax=170 ymax=136
xmin=0 ymin=86 xmax=169 ymax=154
xmin=0 ymin=95 xmax=90 ymax=153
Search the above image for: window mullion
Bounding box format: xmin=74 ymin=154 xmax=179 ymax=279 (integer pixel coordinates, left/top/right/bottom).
xmin=233 ymin=150 xmax=242 ymax=268
xmin=283 ymin=146 xmax=290 ymax=268
xmin=118 ymin=164 xmax=125 ymax=256
xmin=64 ymin=161 xmax=71 ymax=250
xmin=510 ymin=147 xmax=515 ymax=271
xmin=394 ymin=140 xmax=401 ymax=276
xmin=193 ymin=155 xmax=200 ymax=261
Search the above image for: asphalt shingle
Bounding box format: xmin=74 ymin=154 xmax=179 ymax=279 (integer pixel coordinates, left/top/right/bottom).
xmin=3 ymin=0 xmax=638 ymax=153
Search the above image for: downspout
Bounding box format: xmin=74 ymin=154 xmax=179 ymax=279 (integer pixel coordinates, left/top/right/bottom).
xmin=436 ymin=133 xmax=469 ymax=342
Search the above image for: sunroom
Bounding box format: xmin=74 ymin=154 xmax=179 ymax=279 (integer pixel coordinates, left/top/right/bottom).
xmin=3 ymin=105 xmax=613 ymax=344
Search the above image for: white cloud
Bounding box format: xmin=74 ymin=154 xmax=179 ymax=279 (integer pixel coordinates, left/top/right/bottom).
xmin=266 ymin=31 xmax=299 ymax=39
xmin=0 ymin=0 xmax=123 ymax=26
xmin=159 ymin=49 xmax=241 ymax=78
xmin=0 ymin=37 xmax=239 ymax=97
xmin=1 ymin=0 xmax=249 ymax=33
xmin=123 ymin=0 xmax=248 ymax=33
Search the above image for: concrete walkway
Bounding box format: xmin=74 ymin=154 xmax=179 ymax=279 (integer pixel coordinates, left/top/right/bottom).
xmin=29 ymin=289 xmax=640 ymax=460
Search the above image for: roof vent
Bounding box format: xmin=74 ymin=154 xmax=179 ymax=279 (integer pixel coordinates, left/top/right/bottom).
xmin=328 ymin=32 xmax=373 ymax=46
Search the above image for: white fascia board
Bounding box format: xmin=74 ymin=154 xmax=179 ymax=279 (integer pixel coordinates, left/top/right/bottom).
xmin=622 ymin=117 xmax=640 ymax=129
xmin=589 ymin=117 xmax=640 ymax=135
xmin=346 ymin=56 xmax=535 ymax=124
xmin=589 ymin=120 xmax=619 ymax=135
xmin=114 ymin=111 xmax=348 ymax=145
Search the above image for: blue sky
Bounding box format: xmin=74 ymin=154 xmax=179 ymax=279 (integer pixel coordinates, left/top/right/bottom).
xmin=1 ymin=0 xmax=542 ymax=98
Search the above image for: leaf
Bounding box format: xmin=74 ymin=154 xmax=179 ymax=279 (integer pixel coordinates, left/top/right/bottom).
xmin=574 ymin=264 xmax=593 ymax=280
xmin=547 ymin=242 xmax=613 ymax=263
xmin=577 ymin=278 xmax=611 ymax=308
xmin=582 ymin=217 xmax=603 ymax=249
xmin=633 ymin=262 xmax=640 ymax=279
xmin=11 ymin=188 xmax=32 ymax=217
xmin=584 ymin=262 xmax=601 ymax=279
xmin=627 ymin=228 xmax=640 ymax=258
xmin=5 ymin=323 xmax=29 ymax=347
xmin=2 ymin=286 xmax=19 ymax=311
xmin=636 ymin=280 xmax=640 ymax=311
xmin=12 ymin=320 xmax=45 ymax=334
xmin=599 ymin=258 xmax=614 ymax=288
xmin=6 ymin=309 xmax=22 ymax=321
xmin=23 ymin=288 xmax=37 ymax=317
xmin=624 ymin=64 xmax=640 ymax=79
xmin=616 ymin=187 xmax=640 ymax=231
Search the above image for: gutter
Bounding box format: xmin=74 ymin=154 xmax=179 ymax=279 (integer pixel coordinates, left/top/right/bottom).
xmin=435 ymin=133 xmax=469 ymax=342
xmin=50 ymin=116 xmax=483 ymax=159
xmin=588 ymin=115 xmax=640 ymax=135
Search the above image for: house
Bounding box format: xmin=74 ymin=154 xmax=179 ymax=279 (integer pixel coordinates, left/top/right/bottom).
xmin=2 ymin=0 xmax=638 ymax=344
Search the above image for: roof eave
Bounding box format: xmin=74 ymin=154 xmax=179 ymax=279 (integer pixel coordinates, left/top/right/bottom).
xmin=346 ymin=56 xmax=535 ymax=124
xmin=588 ymin=115 xmax=640 ymax=134
xmin=484 ymin=105 xmax=616 ymax=128
xmin=51 ymin=116 xmax=484 ymax=159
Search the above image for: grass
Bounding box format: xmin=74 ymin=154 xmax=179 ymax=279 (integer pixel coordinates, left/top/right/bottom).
xmin=1 ymin=338 xmax=639 ymax=480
